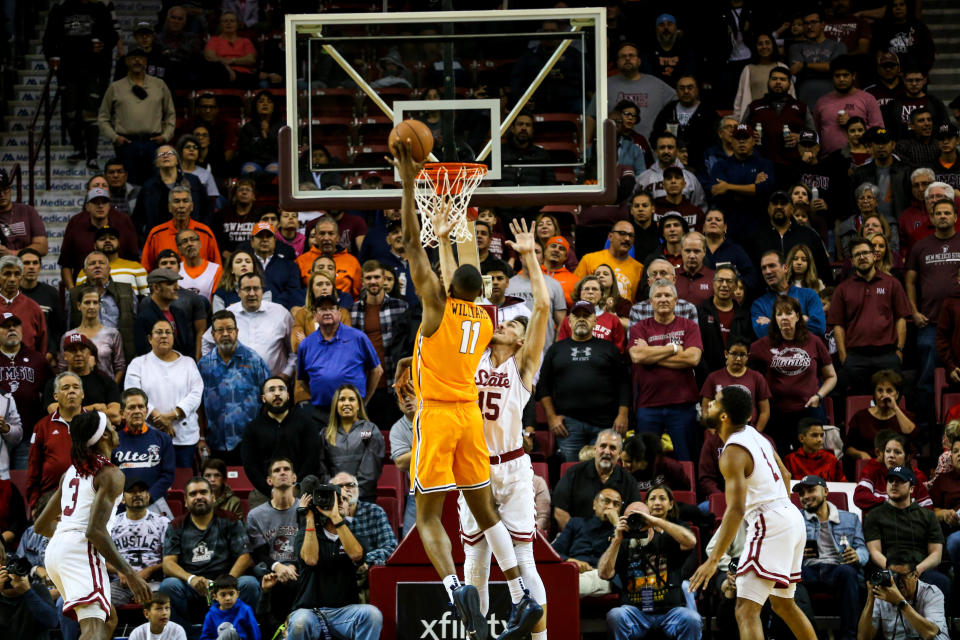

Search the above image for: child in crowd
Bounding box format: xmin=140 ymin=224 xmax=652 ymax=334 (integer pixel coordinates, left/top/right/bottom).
xmin=129 ymin=592 xmax=187 ymax=640
xmin=783 ymin=418 xmax=846 ymax=482
xmin=200 ymin=575 xmax=260 ymax=640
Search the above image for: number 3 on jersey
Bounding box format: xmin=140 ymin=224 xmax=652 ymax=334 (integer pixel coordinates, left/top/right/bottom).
xmin=459 ymin=320 xmax=482 ymax=354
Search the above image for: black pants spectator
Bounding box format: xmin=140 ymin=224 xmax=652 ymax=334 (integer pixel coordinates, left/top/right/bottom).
xmin=59 ymin=67 xmax=103 ymax=159
xmin=838 ymin=348 xmax=901 ymax=397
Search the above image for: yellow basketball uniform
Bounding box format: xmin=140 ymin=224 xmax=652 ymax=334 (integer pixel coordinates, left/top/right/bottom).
xmin=412 ymin=297 xmax=494 ymax=493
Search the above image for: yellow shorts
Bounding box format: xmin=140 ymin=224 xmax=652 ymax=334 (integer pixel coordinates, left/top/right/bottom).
xmin=412 ymin=400 xmax=491 ymax=493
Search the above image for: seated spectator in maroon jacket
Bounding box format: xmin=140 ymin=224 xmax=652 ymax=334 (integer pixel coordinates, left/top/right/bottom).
xmin=854 ymin=431 xmax=932 ymax=512
xmin=675 ymin=232 xmax=714 ymax=307
xmin=783 ymin=418 xmax=846 ymax=482
xmin=936 ymin=274 xmax=960 ymax=388
xmin=930 ymin=437 xmax=960 ymax=568
xmin=700 ymin=335 xmax=771 ymax=431
xmin=828 ymin=237 xmax=911 ymax=395
xmin=653 ymin=167 xmax=705 ymax=230
xmin=845 ymin=369 xmax=917 ymax=461
xmin=628 ymin=279 xmax=703 ymax=461
xmin=26 ymin=372 xmax=85 ymax=508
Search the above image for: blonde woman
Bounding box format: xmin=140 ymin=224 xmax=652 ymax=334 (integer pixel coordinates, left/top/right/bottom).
xmin=323 ymin=383 xmax=384 ymax=501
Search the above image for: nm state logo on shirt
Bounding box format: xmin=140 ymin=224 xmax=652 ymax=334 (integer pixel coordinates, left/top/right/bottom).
xmin=770 ymin=347 xmax=811 ymax=376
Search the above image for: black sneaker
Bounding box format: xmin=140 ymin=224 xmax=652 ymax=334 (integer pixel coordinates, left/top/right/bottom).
xmin=67 ymin=151 xmax=85 ymax=163
xmin=86 ymin=158 xmax=99 ymax=172
xmin=496 ymin=590 xmax=543 ymax=640
xmin=451 ymin=584 xmax=488 ymax=640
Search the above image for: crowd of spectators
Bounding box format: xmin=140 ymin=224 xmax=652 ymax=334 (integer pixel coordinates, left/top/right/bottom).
xmin=2 ymin=0 xmax=960 ymax=639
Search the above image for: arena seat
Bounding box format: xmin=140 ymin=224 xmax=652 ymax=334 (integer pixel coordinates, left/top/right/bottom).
xmin=559 ymin=461 xmax=578 ymax=478
xmin=935 ymin=367 xmax=947 ymax=422
xmin=9 ymin=469 xmax=26 ymax=501
xmin=226 ymin=466 xmax=253 ymax=498
xmin=533 ymin=429 xmax=554 ymax=458
xmin=381 ymin=430 xmax=391 ymax=459
xmin=532 ymin=462 xmax=548 ymax=485
xmin=377 ymin=496 xmax=402 ymax=537
xmin=174 ymin=468 xmax=194 ymax=492
xmin=943 ymin=392 xmax=960 ymax=423
xmin=672 ymin=490 xmax=697 ymax=506
xmin=679 ymin=461 xmax=696 ymax=491
xmin=377 ymin=464 xmax=405 ymax=511
xmin=708 ymin=493 xmax=726 ymax=521
xmin=167 ymin=492 xmax=185 ymax=518
xmin=854 ymin=457 xmax=869 ymax=480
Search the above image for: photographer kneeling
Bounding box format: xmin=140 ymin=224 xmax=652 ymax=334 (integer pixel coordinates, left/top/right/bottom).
xmin=858 ymin=554 xmax=948 ymax=640
xmin=0 ymin=549 xmax=59 ymax=638
xmin=285 ymin=476 xmax=383 ymax=640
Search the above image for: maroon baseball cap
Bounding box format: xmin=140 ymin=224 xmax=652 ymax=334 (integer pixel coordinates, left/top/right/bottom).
xmin=0 ymin=312 xmax=21 ymax=326
xmin=62 ymin=332 xmax=98 ymax=356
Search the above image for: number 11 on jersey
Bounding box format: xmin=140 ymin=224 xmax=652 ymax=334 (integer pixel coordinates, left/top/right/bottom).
xmin=459 ymin=320 xmax=481 ymax=354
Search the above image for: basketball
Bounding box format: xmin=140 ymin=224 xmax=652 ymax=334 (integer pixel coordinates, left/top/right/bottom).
xmin=389 ymin=119 xmax=434 ymax=162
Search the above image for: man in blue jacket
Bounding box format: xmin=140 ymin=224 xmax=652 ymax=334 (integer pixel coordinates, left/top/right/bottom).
xmin=796 ymin=475 xmax=868 ymax=640
xmin=751 ymin=250 xmax=826 ymax=338
xmin=249 ymin=222 xmax=303 ymax=310
xmin=112 ymin=387 xmax=175 ymax=515
xmin=705 ymin=123 xmax=775 ymax=241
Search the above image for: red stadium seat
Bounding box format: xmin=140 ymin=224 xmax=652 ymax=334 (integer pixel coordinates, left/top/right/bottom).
xmin=377 ymin=496 xmax=402 ymax=537
xmin=532 ymin=462 xmax=548 ymax=485
xmin=672 ymin=490 xmax=696 ymax=506
xmin=167 ymin=493 xmax=184 ymax=518
xmin=678 ymin=461 xmax=696 ymax=491
xmin=534 ymin=401 xmax=548 ymax=427
xmin=10 ymin=469 xmax=26 ymax=502
xmin=823 ymin=397 xmax=835 ymax=425
xmin=943 ymin=393 xmax=960 ymax=424
xmin=855 ymin=457 xmax=869 ymax=480
xmin=708 ymin=493 xmax=726 ymax=520
xmin=378 ymin=465 xmax=405 ymax=511
xmin=533 ymin=430 xmax=555 ymax=458
xmin=560 ymin=461 xmax=578 ymax=478
xmin=174 ymin=468 xmax=194 ymax=492
xmin=226 ymin=467 xmax=253 ymax=498
xmin=382 ymin=430 xmax=392 ymax=460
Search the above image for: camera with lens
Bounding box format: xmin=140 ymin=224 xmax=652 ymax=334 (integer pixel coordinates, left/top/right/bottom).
xmin=623 ymin=512 xmax=650 ymax=539
xmin=868 ymin=568 xmax=893 ymax=587
xmin=312 ymin=483 xmax=341 ymax=511
xmin=2 ymin=555 xmax=30 ymax=588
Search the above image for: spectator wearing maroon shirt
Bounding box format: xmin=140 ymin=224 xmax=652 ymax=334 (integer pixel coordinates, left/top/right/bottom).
xmin=829 ymin=238 xmax=911 ymax=396
xmin=854 ymin=431 xmax=931 ymax=512
xmin=699 ymin=335 xmax=770 ymax=431
xmin=783 ymin=418 xmax=846 ymax=482
xmin=0 ymin=169 xmax=47 ymax=256
xmin=697 ymin=265 xmax=755 ymax=374
xmin=930 ymin=438 xmax=960 ymax=569
xmin=0 ymin=256 xmax=46 ymax=359
xmin=748 ymin=295 xmax=836 ymax=454
xmin=675 ymin=232 xmax=714 ymax=307
xmin=0 ymin=312 xmax=50 ymax=471
xmin=936 ymin=273 xmax=960 ymax=389
xmin=26 ymin=371 xmax=85 ymax=508
xmin=628 ymin=279 xmax=703 ymax=461
xmin=906 ymin=198 xmax=960 ymax=408
xmin=846 ymin=369 xmax=917 ymax=461
xmin=897 ymin=170 xmax=942 ymax=257
xmin=653 ymin=167 xmax=705 ymax=231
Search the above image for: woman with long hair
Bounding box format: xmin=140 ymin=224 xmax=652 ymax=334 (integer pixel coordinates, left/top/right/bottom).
xmin=865 ymin=231 xmax=901 ymax=278
xmin=60 ymin=286 xmax=125 ymax=382
xmin=238 ymin=90 xmax=282 ymax=176
xmin=837 ymin=116 xmax=872 ymax=168
xmin=733 ymin=33 xmax=793 ymax=120
xmin=534 ymin=212 xmax=577 ymax=270
xmin=871 ymin=0 xmax=935 ymax=74
xmin=846 ymin=369 xmax=916 ymax=461
xmin=853 ymin=431 xmax=930 ymax=512
xmin=212 ymin=249 xmax=268 ymax=312
xmin=749 ymin=296 xmax=836 ymax=453
xmin=790 ymin=183 xmax=812 ymax=207
xmin=323 ymin=384 xmax=385 ymax=501
xmin=593 ymin=264 xmax=631 ymax=325
xmin=786 ymin=244 xmax=824 ymax=292
xmin=291 ymin=272 xmax=351 ymax=352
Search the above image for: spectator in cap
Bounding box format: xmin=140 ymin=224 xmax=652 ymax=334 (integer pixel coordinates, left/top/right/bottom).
xmin=795 ymin=473 xmax=868 ymax=640
xmin=114 ymin=22 xmax=169 ymax=83
xmin=76 ymin=226 xmax=149 ymax=295
xmin=542 ymin=236 xmax=577 ymax=306
xmin=851 ymin=127 xmax=913 ymax=227
xmin=652 ymin=166 xmax=705 ymax=230
xmin=98 ymin=43 xmax=176 ymax=186
xmin=246 ymin=221 xmax=304 ymax=310
xmin=634 ymin=131 xmax=707 ymax=209
xmin=742 ymin=66 xmax=812 ymax=176
xmin=896 ymin=107 xmax=941 ymax=167
xmin=782 ymin=129 xmax=852 ymax=243
xmin=645 ymin=14 xmax=695 ymax=88
xmin=649 ymin=75 xmax=716 ymax=171
xmin=705 ymin=122 xmax=776 ymax=242
xmin=108 ymin=473 xmax=170 ymax=606
xmin=0 ymin=255 xmax=47 ymax=363
xmin=864 ymin=52 xmax=905 ymax=110
xmin=111 ymin=387 xmax=175 ymax=517
xmin=0 ymin=168 xmax=47 ymax=256
xmin=788 ymin=8 xmax=848 ymax=108
xmin=44 ymin=333 xmax=122 ymax=424
xmin=59 ymin=285 xmax=126 ymax=382
xmin=813 ymin=55 xmax=884 ymax=155
xmin=58 ymin=187 xmax=139 ymax=289
xmin=141 ymin=184 xmax=220 ymax=273
xmin=932 ymin=124 xmax=960 ymax=188
xmin=134 ymin=268 xmax=193 ymax=357
xmin=0 ymin=312 xmax=50 ymax=470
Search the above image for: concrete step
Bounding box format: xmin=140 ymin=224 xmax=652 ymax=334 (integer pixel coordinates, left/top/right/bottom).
xmin=5 ymin=117 xmax=63 ymax=132
xmin=925 ymin=8 xmax=960 ymax=17
xmin=13 ymin=86 xmax=57 ymax=102
xmin=17 ymin=69 xmax=51 ymax=84
xmin=0 ymin=148 xmax=93 ymax=163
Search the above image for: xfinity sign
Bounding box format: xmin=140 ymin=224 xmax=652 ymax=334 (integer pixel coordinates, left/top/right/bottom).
xmin=397 ymin=582 xmax=511 ymax=640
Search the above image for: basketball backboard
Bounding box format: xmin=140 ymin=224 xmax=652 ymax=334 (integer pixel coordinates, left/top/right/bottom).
xmin=279 ymin=7 xmax=615 ymax=211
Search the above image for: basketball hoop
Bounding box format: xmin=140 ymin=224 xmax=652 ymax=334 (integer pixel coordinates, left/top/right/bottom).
xmin=416 ymin=163 xmax=488 ymax=248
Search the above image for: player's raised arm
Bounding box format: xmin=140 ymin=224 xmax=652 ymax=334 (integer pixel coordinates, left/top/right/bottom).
xmin=388 ymin=140 xmax=445 ymax=330
xmin=429 ymin=202 xmax=459 ymax=292
xmin=508 ymin=219 xmax=550 ymax=385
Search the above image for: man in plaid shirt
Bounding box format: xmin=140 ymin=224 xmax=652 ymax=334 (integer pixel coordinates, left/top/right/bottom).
xmin=331 ymin=471 xmax=398 ymax=566
xmin=349 ymin=260 xmax=412 ymax=428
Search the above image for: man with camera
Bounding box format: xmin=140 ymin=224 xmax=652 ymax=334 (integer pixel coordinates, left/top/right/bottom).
xmin=0 ymin=549 xmax=58 ymax=639
xmin=552 ymin=487 xmax=623 ymax=597
xmin=598 ymin=501 xmax=701 ymax=640
xmin=285 ymin=476 xmax=383 ymax=640
xmin=857 ymin=553 xmax=949 ymax=640
xmin=795 ymin=475 xmax=868 ymax=640
xmin=330 ymin=471 xmax=397 ymax=567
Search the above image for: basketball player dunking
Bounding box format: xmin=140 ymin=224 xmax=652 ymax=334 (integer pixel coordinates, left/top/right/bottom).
xmin=388 ymin=141 xmax=542 ymax=640
xmin=35 ymin=410 xmax=151 ymax=640
xmin=689 ymin=387 xmax=816 ymax=640
xmin=458 ymin=218 xmax=551 ymax=640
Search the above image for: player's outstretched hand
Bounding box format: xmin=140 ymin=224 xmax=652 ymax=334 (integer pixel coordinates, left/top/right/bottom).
xmin=127 ymin=570 xmax=152 ymax=604
xmin=505 ymin=218 xmax=536 ymax=256
xmin=386 ymin=139 xmax=423 ymax=184
xmin=688 ymin=557 xmax=719 ymax=593
xmin=429 ymin=200 xmax=455 ymax=241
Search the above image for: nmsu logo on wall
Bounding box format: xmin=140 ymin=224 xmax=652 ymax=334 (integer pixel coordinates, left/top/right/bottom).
xmin=396 ymin=582 xmax=512 ymax=640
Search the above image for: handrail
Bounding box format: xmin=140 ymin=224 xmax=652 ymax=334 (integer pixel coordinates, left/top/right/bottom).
xmin=26 ymin=64 xmax=62 ymax=207
xmin=8 ymin=164 xmax=23 ymax=204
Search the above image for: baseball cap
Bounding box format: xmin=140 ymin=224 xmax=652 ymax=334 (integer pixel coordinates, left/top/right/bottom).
xmin=133 ymin=21 xmax=154 ymax=35
xmin=935 ymin=123 xmax=959 ymax=140
xmin=769 ymin=190 xmax=791 ymax=204
xmin=146 ymin=268 xmax=182 ymax=284
xmin=656 ymin=13 xmax=676 ymax=25
xmin=62 ymin=332 xmax=97 ymax=355
xmin=126 ymin=48 xmax=148 ymax=59
xmin=0 ymin=168 xmax=10 ymax=190
xmin=546 ymin=235 xmax=570 ymax=251
xmin=251 ymin=221 xmax=275 ymax=238
xmin=124 ymin=477 xmax=150 ymax=492
xmin=86 ymin=187 xmax=110 ymax=202
xmin=878 ymin=52 xmax=900 ymax=66
xmin=887 ymin=466 xmax=916 ymax=484
xmin=867 ymin=126 xmax=893 ymax=144
xmin=94 ymin=226 xmax=121 ymax=241
xmin=658 ymin=211 xmax=689 ymax=234
xmin=732 ymin=123 xmax=753 ymax=140
xmin=315 ymin=294 xmax=339 ymax=307
xmin=0 ymin=312 xmax=21 ymax=326
xmin=797 ymin=130 xmax=820 ymax=146
xmin=570 ymin=300 xmax=595 ymax=315
xmin=791 ymin=475 xmax=827 ymax=493
xmin=385 ymin=220 xmax=402 ymax=233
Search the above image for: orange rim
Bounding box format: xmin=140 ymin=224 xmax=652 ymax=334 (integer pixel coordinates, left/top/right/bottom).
xmin=419 ymin=162 xmax=488 ymax=195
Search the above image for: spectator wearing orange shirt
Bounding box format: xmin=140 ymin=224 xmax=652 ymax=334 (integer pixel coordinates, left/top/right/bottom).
xmin=542 ymin=236 xmax=578 ymax=306
xmin=573 ymin=220 xmax=645 ymax=301
xmin=141 ymin=185 xmax=220 ymax=272
xmin=295 ymin=216 xmax=361 ymax=298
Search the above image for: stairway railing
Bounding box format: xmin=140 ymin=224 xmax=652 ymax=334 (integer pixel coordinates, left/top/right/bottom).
xmin=26 ymin=64 xmax=62 ymax=206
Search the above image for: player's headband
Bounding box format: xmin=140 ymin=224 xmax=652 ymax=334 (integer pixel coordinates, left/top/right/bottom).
xmin=87 ymin=411 xmax=108 ymax=447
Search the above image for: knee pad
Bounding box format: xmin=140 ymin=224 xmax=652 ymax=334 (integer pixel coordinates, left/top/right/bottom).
xmin=464 ymin=538 xmax=491 ymax=615
xmin=514 ymin=542 xmax=546 ymax=605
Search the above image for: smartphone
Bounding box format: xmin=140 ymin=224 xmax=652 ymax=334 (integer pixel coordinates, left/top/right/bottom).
xmin=804 ymin=540 xmax=819 ymax=558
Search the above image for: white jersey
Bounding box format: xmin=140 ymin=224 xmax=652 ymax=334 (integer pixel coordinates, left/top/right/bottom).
xmin=475 ymin=350 xmax=530 ymax=456
xmin=54 ymin=458 xmax=122 ymax=536
xmin=721 ymin=426 xmax=787 ymax=515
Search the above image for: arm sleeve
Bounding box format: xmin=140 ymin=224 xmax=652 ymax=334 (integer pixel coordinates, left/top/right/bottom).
xmin=22 ymin=586 xmax=60 ymax=630
xmin=160 ymin=84 xmax=176 ymax=141
xmin=751 ymin=298 xmax=769 ymax=338
xmin=617 ymin=351 xmax=632 ymax=408
xmin=851 ymin=518 xmax=870 ymax=566
xmin=363 ymin=508 xmax=399 ymax=566
xmin=97 ymin=85 xmax=119 ymax=142
xmin=176 ymin=361 xmax=204 ymax=417
xmin=803 ymin=290 xmax=826 ymax=335
xmin=551 ymin=520 xmax=575 ymax=557
xmin=26 ymin=428 xmax=43 ymax=507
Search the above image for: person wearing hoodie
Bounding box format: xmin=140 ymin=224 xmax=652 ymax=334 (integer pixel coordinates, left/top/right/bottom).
xmin=199 ymin=574 xmax=260 ymax=640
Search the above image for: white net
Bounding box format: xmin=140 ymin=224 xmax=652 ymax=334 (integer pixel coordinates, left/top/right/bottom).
xmin=415 ymin=163 xmax=487 ymax=248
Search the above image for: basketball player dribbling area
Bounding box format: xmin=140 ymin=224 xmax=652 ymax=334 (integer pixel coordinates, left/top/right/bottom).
xmin=387 ymin=139 xmax=542 ymax=640
xmin=34 ymin=410 xmax=152 ymax=640
xmin=689 ymin=386 xmax=817 ymax=640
